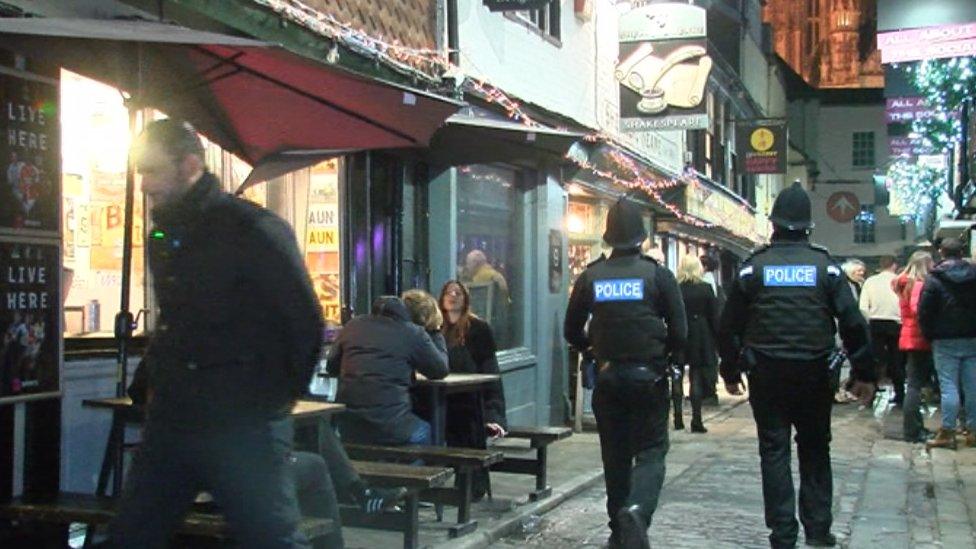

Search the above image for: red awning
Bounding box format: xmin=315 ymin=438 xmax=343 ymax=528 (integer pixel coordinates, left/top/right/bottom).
xmin=0 ymin=17 xmax=461 ymax=168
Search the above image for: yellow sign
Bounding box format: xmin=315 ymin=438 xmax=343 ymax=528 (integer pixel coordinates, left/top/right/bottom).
xmin=750 ymin=128 xmax=775 ymax=152
xmin=307 ymin=228 xmax=339 ymax=251
xmin=685 ymin=183 xmax=758 ymax=241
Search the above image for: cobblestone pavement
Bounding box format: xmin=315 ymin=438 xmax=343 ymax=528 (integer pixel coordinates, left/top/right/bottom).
xmin=490 ymin=400 xmax=976 ymax=548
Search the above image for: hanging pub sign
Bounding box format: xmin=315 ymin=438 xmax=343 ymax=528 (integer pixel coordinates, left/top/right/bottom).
xmin=736 ymin=120 xmax=788 ymax=174
xmin=1 ymin=67 xmax=60 ymax=235
xmin=484 ymin=0 xmax=553 ymax=12
xmin=616 ymin=2 xmax=712 ymax=132
xmin=1 ymin=241 xmax=60 ymax=404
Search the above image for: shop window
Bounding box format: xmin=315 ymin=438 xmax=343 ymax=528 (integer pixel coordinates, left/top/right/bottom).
xmin=61 ymin=70 xmax=145 ymax=337
xmin=60 ymin=70 xmax=342 ymax=336
xmin=852 ymin=131 xmax=875 ymax=169
xmin=514 ymin=2 xmax=561 ymax=40
xmin=853 ymin=205 xmax=876 ymax=243
xmin=456 ymin=165 xmax=523 ymax=350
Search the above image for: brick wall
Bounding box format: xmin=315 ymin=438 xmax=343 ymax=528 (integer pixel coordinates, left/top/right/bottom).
xmin=302 ymin=0 xmax=437 ymax=50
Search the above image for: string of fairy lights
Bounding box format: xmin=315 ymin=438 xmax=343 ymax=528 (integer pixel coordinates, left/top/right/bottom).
xmin=887 ymin=56 xmax=975 ymax=217
xmin=260 ymin=0 xmax=764 ymax=242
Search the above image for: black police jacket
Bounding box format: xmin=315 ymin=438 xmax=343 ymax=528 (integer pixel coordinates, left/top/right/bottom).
xmin=564 ymin=249 xmax=687 ymax=365
xmin=144 ymin=173 xmax=325 ymax=429
xmin=717 ymin=239 xmax=874 ymax=384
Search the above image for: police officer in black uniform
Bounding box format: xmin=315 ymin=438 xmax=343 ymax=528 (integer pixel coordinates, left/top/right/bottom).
xmin=565 ymin=196 xmax=687 ymax=549
xmin=718 ymin=182 xmax=875 ymax=549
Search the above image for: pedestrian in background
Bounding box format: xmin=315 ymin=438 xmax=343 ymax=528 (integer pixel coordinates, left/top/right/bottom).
xmin=671 ymin=255 xmax=719 ymax=433
xmin=700 ymin=252 xmax=724 ymax=405
xmin=892 ymin=251 xmax=935 ymax=444
xmin=841 ymin=258 xmax=866 ymax=300
xmin=719 ymin=182 xmax=875 ymax=549
xmin=109 ymin=119 xmax=325 ymax=548
xmin=860 ymin=256 xmax=906 ymax=407
xmin=919 ymin=238 xmax=976 ymax=449
xmin=565 ymin=196 xmax=687 ymax=549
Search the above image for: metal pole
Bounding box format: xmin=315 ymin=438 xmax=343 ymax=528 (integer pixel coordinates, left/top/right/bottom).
xmin=959 ymin=100 xmax=970 ymax=216
xmin=573 ymin=354 xmax=584 ymax=433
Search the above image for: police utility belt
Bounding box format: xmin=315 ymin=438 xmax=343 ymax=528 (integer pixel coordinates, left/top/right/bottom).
xmin=600 ymin=360 xmax=668 ymax=382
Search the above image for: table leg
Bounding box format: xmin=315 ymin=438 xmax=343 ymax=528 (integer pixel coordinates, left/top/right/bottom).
xmin=430 ymin=387 xmax=447 ymax=447
xmin=96 ymin=412 xmax=124 ymax=498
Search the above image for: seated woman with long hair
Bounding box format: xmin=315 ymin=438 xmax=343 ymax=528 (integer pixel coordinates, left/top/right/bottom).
xmin=438 ymin=280 xmax=508 ymax=500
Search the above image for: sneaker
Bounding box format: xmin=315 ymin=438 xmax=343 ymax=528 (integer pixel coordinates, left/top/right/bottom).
xmin=357 ymin=486 xmax=408 ymax=514
xmin=615 ymin=506 xmax=650 ymax=549
xmin=805 ymin=532 xmax=837 ymax=546
xmin=926 ymin=428 xmax=957 ymax=450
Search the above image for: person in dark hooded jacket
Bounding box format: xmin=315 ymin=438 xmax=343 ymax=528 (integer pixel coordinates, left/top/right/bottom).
xmin=918 ymin=237 xmax=976 ymax=449
xmin=326 ymin=296 xmax=449 ymax=446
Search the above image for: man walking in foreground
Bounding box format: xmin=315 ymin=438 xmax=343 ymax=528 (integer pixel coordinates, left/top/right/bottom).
xmin=565 ymin=196 xmax=687 ymax=549
xmin=109 ymin=119 xmax=324 ymax=548
xmin=719 ymin=182 xmax=875 ymax=549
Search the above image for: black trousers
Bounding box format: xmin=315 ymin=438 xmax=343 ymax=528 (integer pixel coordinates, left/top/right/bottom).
xmin=903 ymin=351 xmax=935 ymax=440
xmin=109 ymin=417 xmax=309 ymax=548
xmin=292 ymin=452 xmax=344 ymax=549
xmin=671 ymin=364 xmax=706 ymax=426
xmin=592 ymin=364 xmax=670 ymax=533
xmin=870 ymin=320 xmax=905 ymax=400
xmin=749 ymin=361 xmax=833 ymax=548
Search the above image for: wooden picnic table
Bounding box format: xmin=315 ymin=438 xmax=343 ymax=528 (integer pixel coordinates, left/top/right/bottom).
xmin=82 ymin=397 xmax=345 ymax=498
xmin=413 ymin=373 xmax=500 ymax=446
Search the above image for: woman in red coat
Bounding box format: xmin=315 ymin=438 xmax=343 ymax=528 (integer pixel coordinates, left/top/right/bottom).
xmin=892 ymin=251 xmax=934 ymax=443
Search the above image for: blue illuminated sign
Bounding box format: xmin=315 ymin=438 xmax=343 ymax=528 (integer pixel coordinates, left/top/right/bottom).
xmin=763 ymin=265 xmax=817 ymax=287
xmin=593 ymin=278 xmax=645 ymax=302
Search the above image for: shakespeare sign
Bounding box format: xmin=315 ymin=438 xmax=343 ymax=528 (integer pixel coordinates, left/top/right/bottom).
xmin=616 ymin=3 xmax=712 ymax=131
xmin=1 ymin=68 xmax=60 ymax=235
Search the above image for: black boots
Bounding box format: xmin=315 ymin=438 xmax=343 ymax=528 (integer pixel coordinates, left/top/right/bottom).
xmin=615 ymin=505 xmax=651 ymax=549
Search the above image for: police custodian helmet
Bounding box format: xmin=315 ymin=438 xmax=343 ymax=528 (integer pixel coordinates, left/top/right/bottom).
xmin=768 ymin=180 xmax=814 ymax=231
xmin=603 ymin=196 xmax=648 ymax=248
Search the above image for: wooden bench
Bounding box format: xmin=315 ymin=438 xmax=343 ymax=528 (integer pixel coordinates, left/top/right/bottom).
xmin=344 ymin=460 xmax=453 ymax=549
xmin=0 ymin=492 xmax=334 ymax=546
xmin=490 ymin=425 xmax=573 ymax=501
xmin=345 ymin=443 xmax=503 ymax=537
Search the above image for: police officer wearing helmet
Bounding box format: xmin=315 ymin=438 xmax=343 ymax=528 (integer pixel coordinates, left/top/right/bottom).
xmin=718 ymin=182 xmax=875 ymax=549
xmin=565 ymin=196 xmax=687 ymax=549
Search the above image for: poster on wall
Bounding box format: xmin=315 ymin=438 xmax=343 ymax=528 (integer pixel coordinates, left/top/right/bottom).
xmin=616 ymin=2 xmax=712 ymax=132
xmin=1 ymin=69 xmax=60 ymax=235
xmin=1 ymin=241 xmax=60 ymax=403
xmin=305 ymin=160 xmax=342 ymax=324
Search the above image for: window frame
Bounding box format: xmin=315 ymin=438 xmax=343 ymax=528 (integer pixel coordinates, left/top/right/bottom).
xmin=852 ymin=131 xmax=876 ymax=169
xmin=853 ymin=204 xmax=877 ymax=244
xmin=507 ymin=1 xmax=562 ymax=43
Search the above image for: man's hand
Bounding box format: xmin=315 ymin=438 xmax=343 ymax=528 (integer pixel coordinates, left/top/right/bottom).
xmin=725 ymin=381 xmax=745 ymax=396
xmin=849 ymin=380 xmax=876 ymax=406
xmin=486 ymin=423 xmax=507 ymax=438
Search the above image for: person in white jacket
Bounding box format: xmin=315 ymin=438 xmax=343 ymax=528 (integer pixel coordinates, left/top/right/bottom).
xmin=859 ymin=255 xmax=905 ymax=406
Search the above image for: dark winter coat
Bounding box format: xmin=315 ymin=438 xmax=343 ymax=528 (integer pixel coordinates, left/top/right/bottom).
xmin=326 ymin=297 xmax=448 ymax=445
xmin=892 ymin=274 xmax=930 ymax=351
xmin=918 ymin=259 xmax=976 ymax=341
xmin=144 ymin=173 xmax=324 ymax=429
xmin=443 ymin=316 xmax=507 ymax=444
xmin=674 ymin=281 xmax=719 ymax=370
